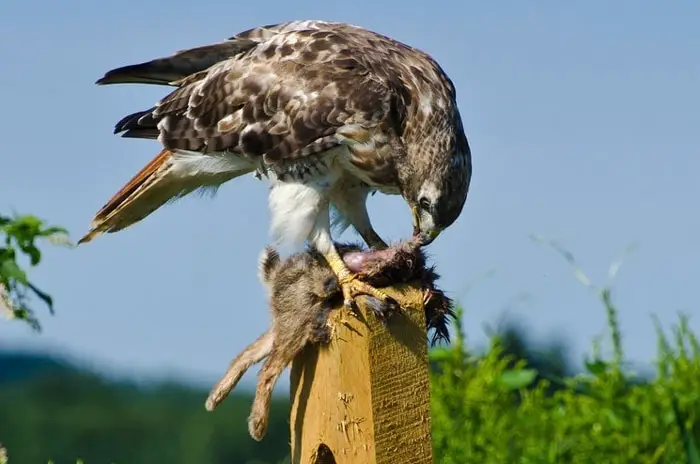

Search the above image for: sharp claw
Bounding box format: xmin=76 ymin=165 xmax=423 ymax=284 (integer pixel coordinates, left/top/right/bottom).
xmin=365 ymin=296 xmax=400 ymax=324
xmin=337 ymin=276 xmax=401 ymax=323
xmin=327 ymin=251 xmax=402 ymax=321
xmin=422 ymin=288 xmax=433 ymax=306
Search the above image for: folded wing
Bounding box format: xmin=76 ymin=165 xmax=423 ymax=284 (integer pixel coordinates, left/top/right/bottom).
xmin=81 ymin=24 xmax=396 ymax=243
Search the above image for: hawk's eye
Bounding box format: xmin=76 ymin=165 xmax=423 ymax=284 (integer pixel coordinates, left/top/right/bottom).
xmin=418 ymin=197 xmax=431 ymax=211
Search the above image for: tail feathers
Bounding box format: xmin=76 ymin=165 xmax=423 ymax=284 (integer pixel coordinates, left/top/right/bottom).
xmin=78 ymin=149 xmax=253 ymax=244
xmin=78 ymin=149 xmax=174 ymax=244
xmin=96 ymin=39 xmax=259 ymax=86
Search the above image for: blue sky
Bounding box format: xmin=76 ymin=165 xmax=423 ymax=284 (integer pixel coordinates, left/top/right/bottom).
xmin=1 ymin=0 xmax=698 ymax=389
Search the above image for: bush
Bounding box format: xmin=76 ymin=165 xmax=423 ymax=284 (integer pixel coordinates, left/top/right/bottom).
xmin=429 ymin=242 xmax=700 ymax=464
xmin=0 ymin=214 xmax=70 ymax=331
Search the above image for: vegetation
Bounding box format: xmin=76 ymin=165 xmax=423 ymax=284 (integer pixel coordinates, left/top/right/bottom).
xmin=430 ymin=307 xmax=700 ymax=464
xmin=1 ymin=214 xmax=698 ymax=463
xmin=0 ymin=213 xmax=70 ymax=331
xmin=0 ymin=351 xmax=291 ymax=464
xmin=430 ymin=240 xmax=700 ymax=463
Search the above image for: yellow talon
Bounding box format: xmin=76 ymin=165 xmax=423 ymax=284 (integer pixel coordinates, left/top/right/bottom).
xmin=323 ymin=246 xmax=399 ymax=314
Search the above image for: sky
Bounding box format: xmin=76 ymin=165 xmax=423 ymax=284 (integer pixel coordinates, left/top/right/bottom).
xmin=1 ymin=0 xmax=698 ymax=390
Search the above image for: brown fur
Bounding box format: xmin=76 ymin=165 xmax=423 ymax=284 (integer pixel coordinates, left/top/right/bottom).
xmin=338 ymin=239 xmax=456 ymax=345
xmin=206 ymin=239 xmax=455 ymax=441
xmin=205 ymin=246 xmax=342 ymax=440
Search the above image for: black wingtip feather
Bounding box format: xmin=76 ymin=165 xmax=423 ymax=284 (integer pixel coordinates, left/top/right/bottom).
xmin=113 ymin=111 xmax=141 ymax=133
xmin=95 ymin=40 xmax=261 ymax=87
xmin=96 ymin=63 xmax=180 ymax=86
xmin=120 ymin=129 xmax=160 ymax=139
xmin=112 ymin=109 xmax=160 ymax=140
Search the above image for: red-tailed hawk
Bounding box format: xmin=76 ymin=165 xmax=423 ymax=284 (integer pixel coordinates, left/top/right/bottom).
xmin=79 ymin=20 xmax=472 ymax=309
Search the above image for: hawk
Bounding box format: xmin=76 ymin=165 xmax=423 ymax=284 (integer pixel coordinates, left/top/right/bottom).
xmin=79 ymin=20 xmax=472 ymax=308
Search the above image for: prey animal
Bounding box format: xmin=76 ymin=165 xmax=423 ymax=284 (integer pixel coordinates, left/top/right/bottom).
xmin=79 ymin=20 xmax=472 ymax=310
xmin=205 ymin=239 xmax=455 ymax=441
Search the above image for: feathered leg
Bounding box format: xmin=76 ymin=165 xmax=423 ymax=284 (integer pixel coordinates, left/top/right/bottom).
xmin=315 ymin=207 xmax=399 ymax=311
xmin=269 ymin=179 xmax=399 ymax=312
xmin=331 ymin=182 xmax=388 ymax=250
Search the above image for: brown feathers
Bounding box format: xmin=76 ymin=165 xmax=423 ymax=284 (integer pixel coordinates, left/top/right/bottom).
xmin=78 ymin=149 xmax=173 ymax=244
xmin=100 ymin=20 xmax=462 ymax=166
xmin=78 ymin=149 xmax=252 ymax=244
xmin=95 ymin=39 xmax=259 ymax=86
xmin=83 ymin=20 xmax=472 ymax=244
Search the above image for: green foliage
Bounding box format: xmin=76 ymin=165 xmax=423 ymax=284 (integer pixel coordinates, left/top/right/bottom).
xmin=429 ymin=240 xmax=700 ymax=464
xmin=0 ymin=354 xmax=291 ymax=464
xmin=430 ymin=304 xmax=700 ymax=463
xmin=0 ymin=213 xmax=70 ymax=331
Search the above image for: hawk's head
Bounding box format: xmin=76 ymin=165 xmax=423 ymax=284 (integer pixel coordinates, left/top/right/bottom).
xmin=403 ymin=111 xmax=472 ymax=246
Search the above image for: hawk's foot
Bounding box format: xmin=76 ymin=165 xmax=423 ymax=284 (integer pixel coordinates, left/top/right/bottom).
xmin=341 ymin=275 xmax=399 ymax=322
xmin=324 ymin=248 xmax=400 ymax=320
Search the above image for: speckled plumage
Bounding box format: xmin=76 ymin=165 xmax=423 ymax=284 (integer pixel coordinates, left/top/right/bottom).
xmin=79 ymin=20 xmax=472 ymax=258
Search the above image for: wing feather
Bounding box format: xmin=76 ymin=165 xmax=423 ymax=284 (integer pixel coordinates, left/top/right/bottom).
xmin=104 ymin=23 xmax=409 ymax=161
xmin=82 ymin=21 xmax=428 ymax=243
xmin=95 ymin=39 xmax=259 ymax=86
xmin=116 ymin=58 xmax=393 ymax=162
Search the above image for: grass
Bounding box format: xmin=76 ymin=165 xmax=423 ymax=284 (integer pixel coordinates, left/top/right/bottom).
xmin=429 ymin=239 xmax=700 ymax=463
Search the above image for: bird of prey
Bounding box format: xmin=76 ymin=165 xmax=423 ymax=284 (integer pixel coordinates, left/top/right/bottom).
xmin=79 ymin=20 xmax=472 ymax=309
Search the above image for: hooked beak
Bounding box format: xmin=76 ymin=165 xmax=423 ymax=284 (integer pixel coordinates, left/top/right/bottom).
xmin=412 ymin=205 xmax=442 ymax=246
xmin=419 ymin=228 xmax=441 ymax=246
xmin=412 ymin=205 xmax=420 ymax=236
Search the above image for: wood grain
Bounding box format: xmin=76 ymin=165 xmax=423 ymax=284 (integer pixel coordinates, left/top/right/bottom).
xmin=289 ymin=282 xmax=433 ymax=464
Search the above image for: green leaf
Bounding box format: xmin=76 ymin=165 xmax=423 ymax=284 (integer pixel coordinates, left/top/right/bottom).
xmin=429 ymin=347 xmax=453 ymax=363
xmin=672 ymin=396 xmax=700 ymax=464
xmin=584 ymin=358 xmax=609 ymax=376
xmin=0 ymin=213 xmax=68 ymax=331
xmin=20 ymin=243 xmax=41 ymax=265
xmin=13 ymin=214 xmax=42 ymax=230
xmin=27 ymin=282 xmax=54 ymax=315
xmin=38 ymin=225 xmax=69 ymax=237
xmin=0 ymin=259 xmax=28 ymax=283
xmin=603 ymin=409 xmax=623 ymax=429
xmin=498 ymin=368 xmax=537 ymax=390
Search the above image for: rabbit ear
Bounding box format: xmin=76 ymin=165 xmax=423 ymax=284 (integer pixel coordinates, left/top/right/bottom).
xmin=258 ymin=246 xmax=281 ymax=285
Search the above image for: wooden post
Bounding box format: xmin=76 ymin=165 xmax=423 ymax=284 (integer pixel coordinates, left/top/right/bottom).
xmin=289 ymin=282 xmax=433 ymax=464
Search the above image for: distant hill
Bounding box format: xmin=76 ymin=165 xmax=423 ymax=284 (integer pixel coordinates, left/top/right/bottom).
xmin=0 ymin=350 xmax=81 ymax=384
xmin=0 ymin=349 xmax=291 ymax=464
